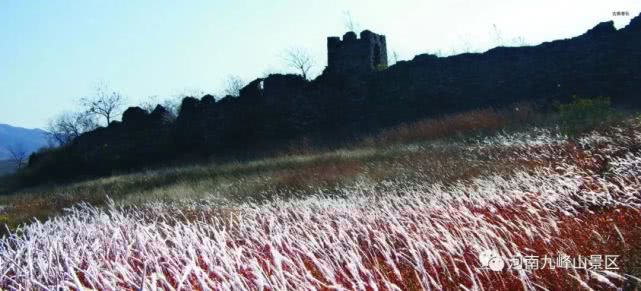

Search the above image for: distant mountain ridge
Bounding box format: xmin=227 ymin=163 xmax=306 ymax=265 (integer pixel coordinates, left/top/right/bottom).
xmin=0 ymin=123 xmax=49 ymax=160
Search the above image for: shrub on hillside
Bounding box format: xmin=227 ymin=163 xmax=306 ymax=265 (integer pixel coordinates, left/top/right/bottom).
xmin=557 ymin=96 xmax=611 ymax=135
xmin=15 ymin=146 xmax=86 ymax=186
xmin=368 ymin=104 xmax=535 ymax=146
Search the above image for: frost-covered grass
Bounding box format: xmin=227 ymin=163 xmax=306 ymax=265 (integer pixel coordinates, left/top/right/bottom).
xmin=2 ymin=120 xmax=641 ymax=290
xmin=0 ymin=131 xmax=524 ymax=229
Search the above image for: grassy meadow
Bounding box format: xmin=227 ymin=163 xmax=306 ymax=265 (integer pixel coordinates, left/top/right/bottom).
xmin=1 ymin=101 xmax=641 ymax=289
xmin=0 ymin=107 xmax=539 ymax=230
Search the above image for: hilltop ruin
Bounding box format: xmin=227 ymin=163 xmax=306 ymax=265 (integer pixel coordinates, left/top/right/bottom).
xmin=326 ymin=30 xmax=388 ymax=75
xmin=25 ymin=14 xmax=641 ymax=182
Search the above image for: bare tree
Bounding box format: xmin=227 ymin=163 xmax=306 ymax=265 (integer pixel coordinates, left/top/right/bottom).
xmin=138 ymin=95 xmax=182 ymax=123
xmin=223 ymin=75 xmax=245 ymax=96
xmin=391 ymin=51 xmax=400 ymax=65
xmin=80 ymin=86 xmax=125 ymax=125
xmin=5 ymin=143 xmax=27 ymax=168
xmin=491 ymin=24 xmax=504 ymax=46
xmin=178 ymin=88 xmax=207 ymax=99
xmin=139 ymin=95 xmax=161 ymax=113
xmin=490 ymin=24 xmax=528 ymax=47
xmin=47 ymin=111 xmax=98 ymax=146
xmin=162 ymin=95 xmax=185 ymax=117
xmin=343 ymin=10 xmax=359 ymax=32
xmin=284 ymin=48 xmax=315 ymax=80
xmin=140 ymin=95 xmax=183 ymax=116
xmin=510 ymin=36 xmax=528 ymax=47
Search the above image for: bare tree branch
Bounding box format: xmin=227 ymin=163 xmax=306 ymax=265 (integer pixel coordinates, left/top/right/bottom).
xmin=47 ymin=111 xmax=98 ymax=146
xmin=80 ymin=85 xmax=125 ymax=125
xmin=391 ymin=51 xmax=400 ymax=65
xmin=5 ymin=143 xmax=27 ymax=168
xmin=139 ymin=95 xmax=160 ymax=113
xmin=139 ymin=95 xmax=182 ymax=118
xmin=284 ymin=48 xmax=314 ymax=80
xmin=224 ymin=75 xmax=245 ymax=96
xmin=343 ymin=10 xmax=359 ymax=32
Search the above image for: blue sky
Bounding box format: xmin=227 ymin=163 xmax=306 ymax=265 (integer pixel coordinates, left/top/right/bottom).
xmin=1 ymin=0 xmax=639 ymax=129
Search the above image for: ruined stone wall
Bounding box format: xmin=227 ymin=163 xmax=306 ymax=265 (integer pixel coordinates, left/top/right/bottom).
xmin=25 ymin=15 xmax=641 ymax=183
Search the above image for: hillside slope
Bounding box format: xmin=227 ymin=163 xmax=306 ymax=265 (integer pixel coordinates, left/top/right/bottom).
xmin=25 ymin=14 xmax=641 ymax=184
xmin=1 ymin=117 xmax=641 ymax=290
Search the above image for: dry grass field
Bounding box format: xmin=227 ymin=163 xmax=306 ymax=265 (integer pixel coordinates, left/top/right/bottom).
xmin=1 ymin=106 xmax=640 ymax=290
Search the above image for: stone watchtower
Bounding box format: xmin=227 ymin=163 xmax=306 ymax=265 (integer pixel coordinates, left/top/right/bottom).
xmin=325 ymin=30 xmax=388 ymax=76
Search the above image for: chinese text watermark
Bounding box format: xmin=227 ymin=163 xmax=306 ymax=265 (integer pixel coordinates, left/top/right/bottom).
xmin=613 ymin=11 xmax=630 ymax=17
xmin=479 ymin=250 xmax=620 ymax=272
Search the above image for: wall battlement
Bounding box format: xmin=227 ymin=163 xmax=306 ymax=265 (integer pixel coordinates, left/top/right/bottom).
xmin=326 ymin=30 xmax=387 ymax=75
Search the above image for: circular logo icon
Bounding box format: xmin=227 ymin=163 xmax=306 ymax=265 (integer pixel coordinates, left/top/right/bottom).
xmin=479 ymin=250 xmax=505 ymax=271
